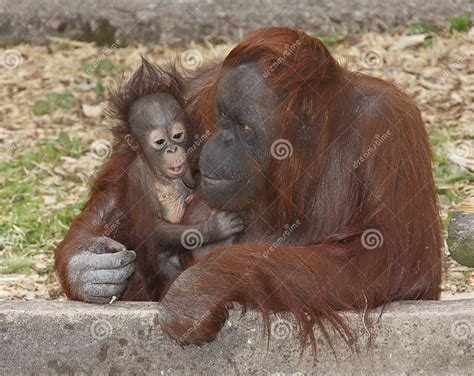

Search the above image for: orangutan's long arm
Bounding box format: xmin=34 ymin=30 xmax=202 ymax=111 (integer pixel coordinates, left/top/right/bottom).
xmin=157 ymin=237 xmax=439 ymax=348
xmin=54 ymin=189 xmax=136 ymax=303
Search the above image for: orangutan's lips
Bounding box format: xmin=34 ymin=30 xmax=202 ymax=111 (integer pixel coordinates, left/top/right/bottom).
xmin=169 ymin=164 xmax=185 ymax=175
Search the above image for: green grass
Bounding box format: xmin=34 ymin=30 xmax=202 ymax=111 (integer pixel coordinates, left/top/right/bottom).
xmin=94 ymin=81 xmax=106 ymax=98
xmin=33 ymin=91 xmax=75 ymax=115
xmin=82 ymin=57 xmax=126 ymax=99
xmin=408 ymin=15 xmax=471 ymax=35
xmin=0 ymin=258 xmax=32 ymax=274
xmin=2 ymin=56 xmax=129 ymax=274
xmin=409 ymin=23 xmax=439 ymax=34
xmin=82 ymin=57 xmax=126 ymax=77
xmin=448 ymin=14 xmax=472 ymax=32
xmin=316 ymin=35 xmax=344 ymax=47
xmin=421 ymin=38 xmax=434 ymax=49
xmin=0 ymin=133 xmax=88 ymax=272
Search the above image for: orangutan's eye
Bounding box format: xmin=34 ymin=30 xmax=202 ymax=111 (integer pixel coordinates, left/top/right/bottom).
xmin=155 ymin=139 xmax=166 ymax=149
xmin=239 ymin=123 xmax=251 ymax=133
xmin=218 ymin=104 xmax=227 ymax=119
xmin=173 ymin=132 xmax=184 ymax=141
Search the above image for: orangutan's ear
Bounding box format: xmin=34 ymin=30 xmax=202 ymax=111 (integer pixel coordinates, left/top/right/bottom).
xmin=125 ymin=134 xmax=139 ymax=151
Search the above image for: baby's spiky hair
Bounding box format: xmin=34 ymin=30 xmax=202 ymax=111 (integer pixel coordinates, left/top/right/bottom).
xmin=107 ymin=57 xmax=186 ymax=140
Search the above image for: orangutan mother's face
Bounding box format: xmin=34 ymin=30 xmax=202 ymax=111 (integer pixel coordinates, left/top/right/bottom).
xmin=199 ymin=63 xmax=277 ymax=211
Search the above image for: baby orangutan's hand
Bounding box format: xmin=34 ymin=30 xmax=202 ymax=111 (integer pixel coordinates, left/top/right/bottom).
xmin=200 ymin=211 xmax=244 ymax=243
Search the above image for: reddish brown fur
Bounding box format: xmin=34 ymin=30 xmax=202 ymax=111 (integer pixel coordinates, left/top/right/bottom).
xmin=157 ymin=27 xmax=442 ymax=348
xmin=55 ymin=27 xmax=442 ymax=350
xmin=55 ymin=60 xmax=200 ymax=301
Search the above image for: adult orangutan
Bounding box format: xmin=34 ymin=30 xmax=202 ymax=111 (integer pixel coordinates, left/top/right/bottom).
xmin=55 ymin=27 xmax=442 ymax=348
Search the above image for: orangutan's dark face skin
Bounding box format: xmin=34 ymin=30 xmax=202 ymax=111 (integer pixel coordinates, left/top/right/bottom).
xmin=199 ymin=63 xmax=277 ymax=211
xmin=129 ymin=94 xmax=189 ymax=180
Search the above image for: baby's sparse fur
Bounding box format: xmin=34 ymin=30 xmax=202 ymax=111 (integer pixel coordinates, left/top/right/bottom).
xmin=108 ymin=58 xmax=187 ymax=144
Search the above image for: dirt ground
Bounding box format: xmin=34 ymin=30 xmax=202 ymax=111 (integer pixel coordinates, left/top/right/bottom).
xmin=0 ymin=29 xmax=473 ymax=301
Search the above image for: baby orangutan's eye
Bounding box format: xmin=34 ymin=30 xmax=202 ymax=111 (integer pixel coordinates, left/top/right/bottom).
xmin=173 ymin=132 xmax=184 ymax=141
xmin=155 ymin=139 xmax=166 ymax=149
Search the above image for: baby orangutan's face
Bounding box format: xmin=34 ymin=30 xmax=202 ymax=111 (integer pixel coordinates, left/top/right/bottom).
xmin=147 ymin=121 xmax=188 ymax=179
xmin=129 ymin=94 xmax=189 ymax=179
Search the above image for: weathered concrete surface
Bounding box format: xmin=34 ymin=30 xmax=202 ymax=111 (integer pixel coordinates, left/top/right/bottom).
xmin=0 ymin=0 xmax=472 ymax=46
xmin=0 ymin=300 xmax=473 ymax=375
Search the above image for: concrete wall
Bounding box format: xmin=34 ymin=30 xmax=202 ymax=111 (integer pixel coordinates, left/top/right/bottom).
xmin=0 ymin=0 xmax=473 ymax=46
xmin=1 ymin=300 xmax=473 ymax=375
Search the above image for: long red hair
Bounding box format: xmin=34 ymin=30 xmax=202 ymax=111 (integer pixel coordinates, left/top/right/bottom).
xmin=159 ymin=27 xmax=442 ymax=350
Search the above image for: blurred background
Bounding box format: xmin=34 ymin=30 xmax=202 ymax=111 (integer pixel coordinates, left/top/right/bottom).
xmin=0 ymin=0 xmax=473 ymax=301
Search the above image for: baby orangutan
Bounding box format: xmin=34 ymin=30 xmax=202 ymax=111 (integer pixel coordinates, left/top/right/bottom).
xmin=107 ymin=58 xmax=244 ymax=300
xmin=125 ymin=94 xmax=196 ymax=224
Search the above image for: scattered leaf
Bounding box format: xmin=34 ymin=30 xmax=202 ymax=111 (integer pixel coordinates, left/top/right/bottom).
xmin=82 ymin=103 xmax=104 ymax=118
xmin=389 ymin=34 xmax=430 ymax=51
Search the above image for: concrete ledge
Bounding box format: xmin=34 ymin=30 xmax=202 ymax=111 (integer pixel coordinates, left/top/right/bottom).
xmin=1 ymin=0 xmax=473 ymax=46
xmin=0 ymin=300 xmax=473 ymax=375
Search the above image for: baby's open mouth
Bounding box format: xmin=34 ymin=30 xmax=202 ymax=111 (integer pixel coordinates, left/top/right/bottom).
xmin=169 ymin=163 xmax=186 ymax=175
